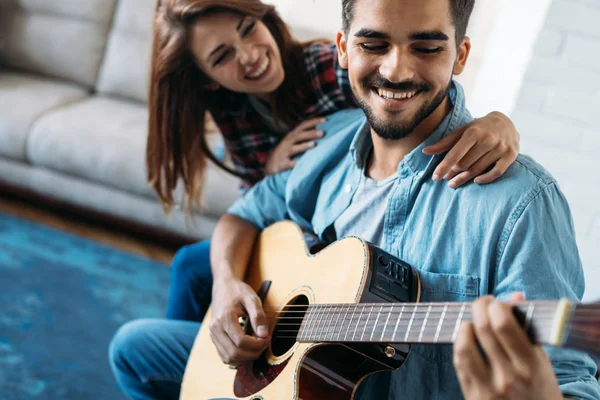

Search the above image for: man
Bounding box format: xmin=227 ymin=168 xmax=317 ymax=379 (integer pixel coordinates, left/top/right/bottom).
xmin=110 ymin=0 xmax=600 ymax=398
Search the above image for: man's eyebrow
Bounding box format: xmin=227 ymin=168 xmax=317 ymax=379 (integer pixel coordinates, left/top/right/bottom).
xmin=207 ymin=44 xmax=225 ymax=61
xmin=354 ymin=28 xmax=390 ymax=40
xmin=410 ymin=30 xmax=449 ymax=41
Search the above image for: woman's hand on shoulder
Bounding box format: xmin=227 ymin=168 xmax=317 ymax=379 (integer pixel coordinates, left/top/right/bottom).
xmin=265 ymin=117 xmax=326 ymax=175
xmin=423 ymin=111 xmax=520 ymax=188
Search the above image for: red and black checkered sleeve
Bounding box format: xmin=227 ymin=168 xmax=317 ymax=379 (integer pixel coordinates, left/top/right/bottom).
xmin=303 ymin=43 xmax=357 ymax=114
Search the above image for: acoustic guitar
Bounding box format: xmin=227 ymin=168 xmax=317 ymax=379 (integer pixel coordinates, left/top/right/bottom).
xmin=181 ymin=221 xmax=599 ymax=400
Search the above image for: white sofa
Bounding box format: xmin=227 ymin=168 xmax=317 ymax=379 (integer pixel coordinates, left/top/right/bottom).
xmin=0 ymin=0 xmax=241 ymax=240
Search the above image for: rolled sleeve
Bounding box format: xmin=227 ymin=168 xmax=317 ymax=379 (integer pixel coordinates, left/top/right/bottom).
xmin=226 ymin=169 xmax=291 ymax=230
xmin=495 ymin=182 xmax=600 ymax=399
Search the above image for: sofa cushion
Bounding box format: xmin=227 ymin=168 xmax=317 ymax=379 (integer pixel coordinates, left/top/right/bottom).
xmin=0 ymin=71 xmax=88 ymax=161
xmin=0 ymin=0 xmax=118 ymax=87
xmin=27 ymin=96 xmax=153 ymax=198
xmin=0 ymin=158 xmax=218 ymax=240
xmin=26 ymin=96 xmax=240 ymax=217
xmin=96 ymin=0 xmax=155 ymax=103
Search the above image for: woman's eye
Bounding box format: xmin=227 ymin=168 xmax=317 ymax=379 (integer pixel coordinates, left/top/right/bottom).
xmin=213 ymin=50 xmax=231 ymax=67
xmin=415 ymin=47 xmax=442 ymax=54
xmin=241 ymin=21 xmax=256 ymax=37
xmin=359 ymin=43 xmax=388 ymax=52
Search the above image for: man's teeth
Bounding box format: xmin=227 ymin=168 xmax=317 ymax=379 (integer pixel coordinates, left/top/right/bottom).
xmin=377 ymin=88 xmax=417 ymax=100
xmin=247 ymin=57 xmax=269 ymax=79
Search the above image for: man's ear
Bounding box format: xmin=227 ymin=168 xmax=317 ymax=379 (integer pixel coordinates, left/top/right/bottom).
xmin=453 ymin=36 xmax=471 ymax=76
xmin=336 ymin=30 xmax=349 ymax=69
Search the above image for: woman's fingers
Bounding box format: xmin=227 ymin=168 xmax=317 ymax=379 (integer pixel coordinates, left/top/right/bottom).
xmin=423 ymin=125 xmax=465 ymax=155
xmin=433 ymin=133 xmax=477 ymax=181
xmin=295 ymin=117 xmax=327 ymax=132
xmin=289 ymin=129 xmax=324 ymax=143
xmin=447 ymin=149 xmax=503 ymax=188
xmin=289 ymin=141 xmax=316 ymax=157
xmin=442 ymin=138 xmax=497 ymax=180
xmin=474 ymin=155 xmax=514 ymax=185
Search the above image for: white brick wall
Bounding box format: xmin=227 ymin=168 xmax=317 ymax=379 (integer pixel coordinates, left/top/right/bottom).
xmin=514 ymin=0 xmax=600 ymax=301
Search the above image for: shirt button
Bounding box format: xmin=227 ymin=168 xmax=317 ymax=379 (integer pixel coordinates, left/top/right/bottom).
xmin=344 ymin=184 xmax=352 ymax=194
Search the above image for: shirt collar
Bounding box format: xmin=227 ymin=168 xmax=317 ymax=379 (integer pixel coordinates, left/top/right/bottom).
xmin=349 ymin=81 xmax=467 ymax=175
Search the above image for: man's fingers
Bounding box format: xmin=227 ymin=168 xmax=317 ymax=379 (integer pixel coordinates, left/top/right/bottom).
xmin=423 ymin=125 xmax=465 ymax=155
xmin=488 ymin=300 xmax=536 ymax=377
xmin=210 ymin=324 xmax=259 ymax=365
xmin=472 ymin=298 xmax=516 ymax=383
xmin=454 ymin=322 xmax=490 ymax=383
xmin=509 ymin=292 xmax=525 ymax=302
xmin=432 ymin=134 xmax=477 ymax=181
xmin=222 ymin=311 xmax=268 ymax=352
xmin=243 ymin=294 xmax=269 ymax=339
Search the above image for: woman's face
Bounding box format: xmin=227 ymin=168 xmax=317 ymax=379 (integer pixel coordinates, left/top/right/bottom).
xmin=190 ymin=11 xmax=285 ymax=96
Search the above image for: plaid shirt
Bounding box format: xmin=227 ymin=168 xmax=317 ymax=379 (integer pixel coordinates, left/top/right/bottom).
xmin=209 ymin=43 xmax=356 ymax=188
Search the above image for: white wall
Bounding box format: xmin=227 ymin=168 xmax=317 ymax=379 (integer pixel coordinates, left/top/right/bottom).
xmin=514 ymin=0 xmax=600 ymax=301
xmin=466 ymin=0 xmax=552 ymax=116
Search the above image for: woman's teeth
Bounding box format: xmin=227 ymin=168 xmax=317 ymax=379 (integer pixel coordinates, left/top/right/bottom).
xmin=247 ymin=57 xmax=270 ymax=79
xmin=377 ymin=88 xmax=417 ymax=100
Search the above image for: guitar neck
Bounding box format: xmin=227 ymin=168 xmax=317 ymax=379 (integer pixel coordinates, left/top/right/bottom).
xmin=295 ymin=301 xmax=573 ymax=347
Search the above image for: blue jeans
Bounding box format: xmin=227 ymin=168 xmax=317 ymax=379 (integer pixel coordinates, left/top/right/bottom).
xmin=109 ymin=241 xmax=212 ymax=399
xmin=166 ymin=240 xmax=213 ymax=322
xmin=109 ymin=318 xmax=200 ymax=400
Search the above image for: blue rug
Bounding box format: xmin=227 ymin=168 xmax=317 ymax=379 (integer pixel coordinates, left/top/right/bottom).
xmin=0 ymin=211 xmax=171 ymax=399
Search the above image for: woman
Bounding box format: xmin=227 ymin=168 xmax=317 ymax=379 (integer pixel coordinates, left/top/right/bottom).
xmin=148 ymin=0 xmax=520 ymax=322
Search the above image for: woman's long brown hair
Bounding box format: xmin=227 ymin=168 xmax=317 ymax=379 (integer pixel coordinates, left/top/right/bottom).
xmin=148 ymin=0 xmax=311 ymax=214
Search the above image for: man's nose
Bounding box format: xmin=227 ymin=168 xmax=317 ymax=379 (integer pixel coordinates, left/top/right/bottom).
xmin=379 ymin=48 xmax=415 ymax=84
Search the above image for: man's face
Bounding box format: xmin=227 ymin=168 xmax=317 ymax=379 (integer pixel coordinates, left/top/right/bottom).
xmin=337 ymin=0 xmax=470 ymax=140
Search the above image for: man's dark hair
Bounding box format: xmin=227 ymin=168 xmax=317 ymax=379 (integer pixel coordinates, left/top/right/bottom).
xmin=341 ymin=0 xmax=476 ymax=42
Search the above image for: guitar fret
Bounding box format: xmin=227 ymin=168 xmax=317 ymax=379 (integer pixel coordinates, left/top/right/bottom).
xmin=345 ymin=305 xmax=357 ymax=341
xmin=382 ymin=305 xmax=392 ymax=341
xmin=418 ymin=304 xmax=433 ymax=342
xmin=404 ymin=305 xmax=418 ymax=341
xmin=298 ymin=306 xmax=309 ymax=340
xmin=337 ymin=305 xmax=349 ymax=341
xmin=392 ymin=305 xmax=404 ymax=341
xmin=352 ymin=306 xmax=364 ymax=341
xmin=305 ymin=305 xmax=316 ymax=341
xmin=333 ymin=305 xmax=344 ymax=340
xmin=434 ymin=304 xmax=449 ymax=343
xmin=370 ymin=305 xmax=384 ymax=341
xmin=452 ymin=303 xmax=467 ymax=342
xmin=326 ymin=305 xmax=335 ymax=340
xmin=361 ymin=305 xmax=374 ymax=341
xmin=321 ymin=305 xmax=332 ymax=341
xmin=524 ymin=303 xmax=535 ymax=335
xmin=314 ymin=304 xmax=325 ymax=341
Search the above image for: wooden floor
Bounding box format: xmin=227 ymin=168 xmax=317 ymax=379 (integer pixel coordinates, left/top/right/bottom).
xmin=0 ymin=195 xmax=176 ymax=265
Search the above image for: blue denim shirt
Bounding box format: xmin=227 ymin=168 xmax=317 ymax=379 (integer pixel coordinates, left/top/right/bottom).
xmin=228 ymin=82 xmax=600 ymax=399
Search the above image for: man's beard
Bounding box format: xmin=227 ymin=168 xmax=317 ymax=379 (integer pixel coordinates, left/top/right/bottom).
xmin=353 ymin=75 xmax=451 ymax=140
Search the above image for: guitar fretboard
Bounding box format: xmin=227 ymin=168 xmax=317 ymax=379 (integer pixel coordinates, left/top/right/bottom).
xmin=295 ymin=301 xmax=570 ymax=345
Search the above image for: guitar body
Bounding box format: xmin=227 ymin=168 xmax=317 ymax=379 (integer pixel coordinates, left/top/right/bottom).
xmin=181 ymin=221 xmax=416 ymax=400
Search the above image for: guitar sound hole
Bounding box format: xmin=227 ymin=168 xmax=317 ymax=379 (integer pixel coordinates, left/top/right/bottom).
xmin=271 ymin=295 xmax=309 ymax=357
